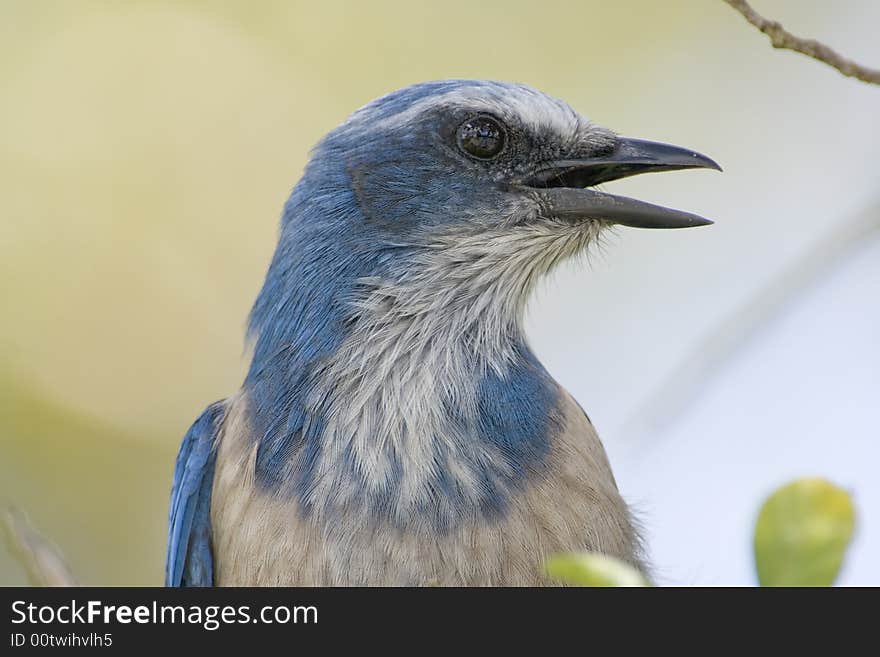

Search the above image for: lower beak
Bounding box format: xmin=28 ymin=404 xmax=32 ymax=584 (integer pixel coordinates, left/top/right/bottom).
xmin=521 ymin=138 xmax=721 ymax=229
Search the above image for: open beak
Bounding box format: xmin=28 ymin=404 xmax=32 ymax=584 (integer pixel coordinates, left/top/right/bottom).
xmin=521 ymin=137 xmax=721 ymax=229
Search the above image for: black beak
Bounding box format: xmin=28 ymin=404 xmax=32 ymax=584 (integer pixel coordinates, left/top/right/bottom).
xmin=521 ymin=137 xmax=721 ymax=229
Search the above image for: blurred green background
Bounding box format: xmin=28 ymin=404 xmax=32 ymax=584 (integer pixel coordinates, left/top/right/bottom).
xmin=2 ymin=0 xmax=877 ymax=585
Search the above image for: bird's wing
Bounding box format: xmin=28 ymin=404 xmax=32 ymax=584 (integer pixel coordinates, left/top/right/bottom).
xmin=165 ymin=400 xmax=227 ymax=587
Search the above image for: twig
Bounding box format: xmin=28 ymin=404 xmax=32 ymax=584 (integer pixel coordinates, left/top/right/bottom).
xmin=723 ymin=0 xmax=880 ymax=85
xmin=2 ymin=508 xmax=77 ymax=586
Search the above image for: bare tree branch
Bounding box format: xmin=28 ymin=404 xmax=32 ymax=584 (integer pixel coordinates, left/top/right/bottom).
xmin=723 ymin=0 xmax=880 ymax=85
xmin=2 ymin=508 xmax=77 ymax=586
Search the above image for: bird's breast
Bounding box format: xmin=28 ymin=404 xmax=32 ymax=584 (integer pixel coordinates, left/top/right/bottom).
xmin=210 ymin=388 xmax=639 ymax=585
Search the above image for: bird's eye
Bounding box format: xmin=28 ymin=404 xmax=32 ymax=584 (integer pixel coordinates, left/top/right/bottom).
xmin=456 ymin=115 xmax=506 ymax=160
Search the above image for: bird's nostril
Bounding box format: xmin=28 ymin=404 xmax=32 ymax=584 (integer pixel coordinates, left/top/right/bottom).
xmin=588 ymin=140 xmax=617 ymax=158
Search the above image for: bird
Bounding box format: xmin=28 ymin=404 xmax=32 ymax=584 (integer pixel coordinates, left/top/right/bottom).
xmin=165 ymin=79 xmax=719 ymax=586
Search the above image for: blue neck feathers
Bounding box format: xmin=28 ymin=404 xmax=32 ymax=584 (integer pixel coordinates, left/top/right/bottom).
xmin=243 ymin=168 xmax=563 ymax=530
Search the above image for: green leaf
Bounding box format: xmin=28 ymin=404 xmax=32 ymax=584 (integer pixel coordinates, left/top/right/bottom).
xmin=545 ymin=552 xmax=649 ymax=587
xmin=754 ymin=478 xmax=856 ymax=587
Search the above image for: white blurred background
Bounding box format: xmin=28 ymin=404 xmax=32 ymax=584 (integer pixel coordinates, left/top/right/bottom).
xmin=2 ymin=0 xmax=878 ymax=584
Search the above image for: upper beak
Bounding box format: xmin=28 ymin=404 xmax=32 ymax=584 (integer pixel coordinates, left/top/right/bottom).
xmin=521 ymin=137 xmax=721 ymax=229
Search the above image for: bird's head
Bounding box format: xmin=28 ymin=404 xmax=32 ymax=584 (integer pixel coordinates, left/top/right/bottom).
xmin=318 ymin=79 xmax=717 ymax=237
xmin=255 ymin=80 xmax=719 ymax=355
xmin=296 ymin=80 xmax=718 ymax=303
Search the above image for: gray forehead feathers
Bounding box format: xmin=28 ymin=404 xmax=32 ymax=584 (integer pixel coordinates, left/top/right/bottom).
xmin=370 ymin=84 xmax=579 ymax=135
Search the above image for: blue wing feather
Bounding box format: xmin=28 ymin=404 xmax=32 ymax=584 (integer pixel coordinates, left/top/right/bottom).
xmin=165 ymin=401 xmax=226 ymax=587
